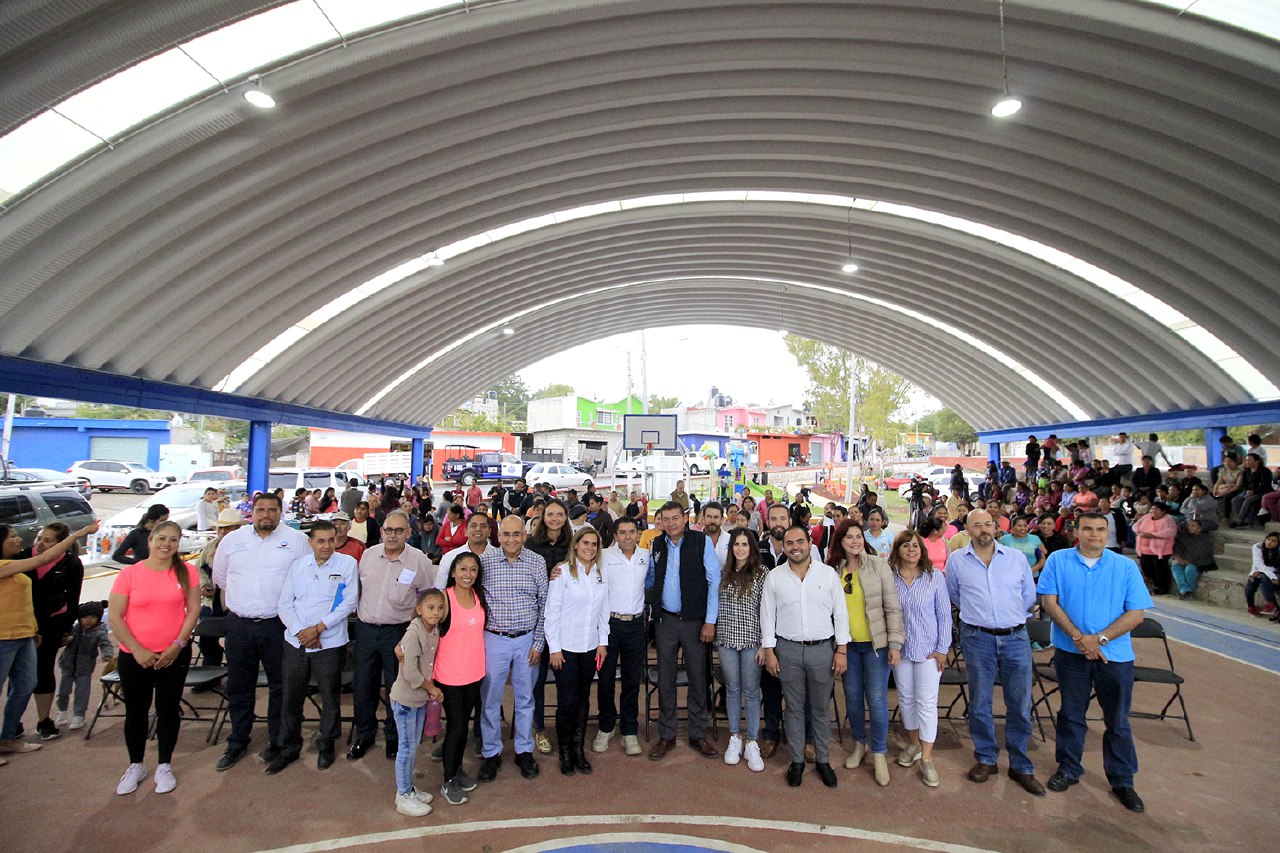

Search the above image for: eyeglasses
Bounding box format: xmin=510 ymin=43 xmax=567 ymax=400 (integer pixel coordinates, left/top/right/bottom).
xmin=843 ymin=573 xmax=854 ymax=595
xmin=383 ymin=527 xmax=408 ymax=535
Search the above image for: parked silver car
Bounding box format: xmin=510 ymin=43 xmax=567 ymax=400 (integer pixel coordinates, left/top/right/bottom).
xmin=0 ymin=484 xmax=97 ymax=549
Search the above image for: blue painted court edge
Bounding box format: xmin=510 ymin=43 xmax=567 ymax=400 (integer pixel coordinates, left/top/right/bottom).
xmin=1148 ymin=600 xmax=1280 ymax=675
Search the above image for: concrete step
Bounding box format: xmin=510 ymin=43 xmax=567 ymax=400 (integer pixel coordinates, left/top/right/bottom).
xmin=1125 ymin=552 xmax=1250 ymax=610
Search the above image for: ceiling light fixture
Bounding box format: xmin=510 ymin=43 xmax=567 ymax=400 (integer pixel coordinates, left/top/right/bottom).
xmin=842 ymin=204 xmax=859 ymax=273
xmin=502 ymin=327 xmax=515 ymax=336
xmin=424 ymin=255 xmax=444 ymax=267
xmin=242 ymin=78 xmax=276 ymax=109
xmin=991 ymin=1 xmax=1022 ymax=118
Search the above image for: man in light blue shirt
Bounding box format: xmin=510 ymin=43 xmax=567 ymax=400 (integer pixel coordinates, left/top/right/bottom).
xmin=1038 ymin=511 xmax=1151 ymax=812
xmin=944 ymin=509 xmax=1043 ymax=795
xmin=645 ymin=501 xmax=720 ymax=759
xmin=272 ymin=520 xmax=359 ymax=774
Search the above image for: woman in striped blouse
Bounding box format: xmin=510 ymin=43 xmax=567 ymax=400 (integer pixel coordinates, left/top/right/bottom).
xmin=888 ymin=529 xmax=953 ymax=788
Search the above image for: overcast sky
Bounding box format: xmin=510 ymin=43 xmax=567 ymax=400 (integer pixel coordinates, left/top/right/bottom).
xmin=518 ymin=324 xmax=941 ymax=418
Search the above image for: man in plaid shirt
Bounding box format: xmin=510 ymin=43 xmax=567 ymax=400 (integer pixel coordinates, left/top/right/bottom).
xmin=477 ymin=516 xmax=549 ymax=783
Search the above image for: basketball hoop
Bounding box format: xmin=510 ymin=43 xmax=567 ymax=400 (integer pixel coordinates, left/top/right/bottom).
xmin=644 ymin=443 xmax=654 ymax=455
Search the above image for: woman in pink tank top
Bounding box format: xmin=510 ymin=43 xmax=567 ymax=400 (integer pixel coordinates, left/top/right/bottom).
xmin=434 ymin=551 xmax=486 ymax=803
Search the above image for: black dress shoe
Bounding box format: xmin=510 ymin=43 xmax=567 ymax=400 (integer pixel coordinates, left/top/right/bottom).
xmin=786 ymin=761 xmax=804 ymax=787
xmin=258 ymin=744 xmax=282 ymax=763
xmin=1047 ymin=772 xmax=1079 ymax=793
xmin=477 ymin=754 xmax=502 ymax=782
xmin=265 ymin=753 xmax=297 ymax=775
xmin=216 ymin=748 xmax=245 ymax=772
xmin=317 ymin=749 xmax=335 ymax=770
xmin=815 ymin=762 xmax=838 ymax=788
xmin=385 ymin=738 xmax=398 ymax=759
xmin=1112 ymin=786 xmax=1145 ymax=812
xmin=346 ymin=740 xmax=372 ymax=761
xmin=515 ymin=752 xmax=540 ymax=779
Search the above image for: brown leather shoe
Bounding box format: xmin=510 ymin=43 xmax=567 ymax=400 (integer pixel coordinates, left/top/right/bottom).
xmin=689 ymin=738 xmax=719 ymax=758
xmin=1008 ymin=769 xmax=1046 ymax=796
xmin=648 ymin=739 xmax=676 ymax=761
xmin=967 ymin=762 xmax=998 ymax=783
xmin=759 ymin=739 xmax=778 ymax=759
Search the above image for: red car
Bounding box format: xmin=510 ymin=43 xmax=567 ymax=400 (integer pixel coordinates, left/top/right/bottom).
xmin=881 ymin=472 xmax=916 ymax=490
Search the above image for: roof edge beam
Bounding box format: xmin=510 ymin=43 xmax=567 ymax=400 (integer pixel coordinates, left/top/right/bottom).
xmin=0 ymin=355 xmax=432 ymax=437
xmin=976 ymin=402 xmax=1280 ymax=445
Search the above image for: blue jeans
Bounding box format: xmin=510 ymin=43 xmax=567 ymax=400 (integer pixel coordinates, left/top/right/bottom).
xmin=1053 ymin=650 xmax=1138 ymax=788
xmin=1169 ymin=561 xmax=1201 ymax=595
xmin=482 ymin=631 xmax=537 ymax=756
xmin=841 ymin=641 xmax=889 ymax=753
xmin=959 ymin=623 xmax=1034 ymax=773
xmin=391 ymin=700 xmax=426 ymax=795
xmin=0 ymin=638 xmax=37 ymax=740
xmin=717 ymin=645 xmax=762 ymax=739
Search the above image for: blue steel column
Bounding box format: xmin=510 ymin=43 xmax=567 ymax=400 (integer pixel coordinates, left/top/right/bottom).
xmin=411 ymin=437 xmax=425 ymax=485
xmin=1204 ymin=426 xmax=1225 ymax=470
xmin=986 ymin=441 xmax=1001 ymax=465
xmin=247 ymin=420 xmax=270 ymax=496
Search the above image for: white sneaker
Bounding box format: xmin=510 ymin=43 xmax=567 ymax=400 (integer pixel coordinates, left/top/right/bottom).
xmin=621 ymin=735 xmax=642 ymax=756
xmin=69 ymin=716 xmax=86 ymax=731
xmin=844 ymin=740 xmax=866 ymax=770
xmin=744 ymin=740 xmax=765 ymax=772
xmin=724 ymin=734 xmax=743 ymax=765
xmin=54 ymin=711 xmax=68 ymax=727
xmin=897 ymin=743 xmax=922 ymax=767
xmin=154 ymin=763 xmax=177 ymax=794
xmin=592 ymin=727 xmax=616 ymax=753
xmin=395 ymin=792 xmax=433 ymax=817
xmin=116 ymin=763 xmax=147 ymax=795
xmin=411 ymin=787 xmax=433 ymax=805
xmin=921 ymin=759 xmax=940 ymax=787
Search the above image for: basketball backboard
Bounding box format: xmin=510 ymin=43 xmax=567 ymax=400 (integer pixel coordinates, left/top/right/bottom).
xmin=623 ymin=414 xmax=678 ymax=451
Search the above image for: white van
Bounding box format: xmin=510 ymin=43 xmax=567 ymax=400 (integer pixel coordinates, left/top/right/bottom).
xmin=267 ymin=468 xmax=364 ymax=493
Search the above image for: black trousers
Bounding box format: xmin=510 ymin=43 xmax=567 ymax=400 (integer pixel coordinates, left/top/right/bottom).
xmin=225 ymin=614 xmax=285 ymax=751
xmin=440 ymin=680 xmax=482 ymax=782
xmin=555 ymin=650 xmax=597 ymax=744
xmin=33 ymin=619 xmax=62 ymax=694
xmin=118 ymin=646 xmax=192 ymax=764
xmin=280 ymin=643 xmax=345 ymax=757
xmin=353 ymin=621 xmax=407 ymax=744
xmin=197 ymin=591 xmax=226 ymax=667
xmin=1139 ymin=555 xmax=1172 ymax=595
xmin=596 ymin=617 xmax=645 ymax=736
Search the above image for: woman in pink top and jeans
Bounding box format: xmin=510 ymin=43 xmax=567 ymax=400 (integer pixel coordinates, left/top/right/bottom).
xmin=435 ymin=551 xmax=487 ymax=805
xmin=108 ymin=520 xmax=201 ymax=796
xmin=1132 ymin=502 xmax=1177 ymax=596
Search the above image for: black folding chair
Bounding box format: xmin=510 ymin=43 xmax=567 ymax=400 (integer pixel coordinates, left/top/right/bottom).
xmin=1025 ymin=618 xmax=1059 ymax=730
xmin=83 ymin=670 xmax=125 ymax=740
xmin=1129 ymin=618 xmax=1195 ymax=741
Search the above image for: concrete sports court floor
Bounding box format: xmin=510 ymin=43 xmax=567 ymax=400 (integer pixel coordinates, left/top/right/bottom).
xmin=5 ymin=597 xmax=1276 ymax=853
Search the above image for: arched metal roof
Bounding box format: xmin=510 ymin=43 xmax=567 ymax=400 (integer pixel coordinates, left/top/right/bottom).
xmin=1 ymin=0 xmax=1278 ymax=433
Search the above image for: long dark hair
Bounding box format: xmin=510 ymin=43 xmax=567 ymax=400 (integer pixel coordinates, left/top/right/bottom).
xmin=530 ymin=498 xmax=571 ymax=547
xmin=0 ymin=524 xmax=19 ymax=559
xmin=826 ymin=519 xmax=865 ymax=568
xmin=721 ymin=528 xmax=764 ymax=598
xmin=149 ymin=520 xmax=191 ymax=594
xmin=441 ymin=550 xmax=486 ymax=636
xmin=39 ymin=522 xmax=80 ymax=558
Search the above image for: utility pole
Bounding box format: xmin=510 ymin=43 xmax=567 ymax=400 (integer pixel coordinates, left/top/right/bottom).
xmin=844 ymin=356 xmax=857 ymax=504
xmin=640 ymin=330 xmax=649 ymax=414
xmin=1 ymin=393 xmax=16 ymax=471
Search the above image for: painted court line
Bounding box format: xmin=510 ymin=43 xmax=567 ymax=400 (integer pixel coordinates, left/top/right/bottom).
xmin=255 ymin=814 xmax=1000 ymax=853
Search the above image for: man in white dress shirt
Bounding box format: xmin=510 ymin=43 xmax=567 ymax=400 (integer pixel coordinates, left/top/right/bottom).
xmin=761 ymin=524 xmax=850 ymax=788
xmin=212 ymin=493 xmax=312 ymax=772
xmin=593 ymin=517 xmax=650 ymax=756
xmin=701 ymin=503 xmax=731 ymax=569
xmin=435 ymin=512 xmax=498 ymax=589
xmin=270 ymin=520 xmax=358 ymax=774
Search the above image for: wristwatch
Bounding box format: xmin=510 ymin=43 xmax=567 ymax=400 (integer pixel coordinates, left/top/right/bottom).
xmin=1098 ymin=633 xmax=1110 ymax=646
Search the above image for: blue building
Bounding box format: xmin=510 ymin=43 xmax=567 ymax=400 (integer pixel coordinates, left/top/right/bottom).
xmin=5 ymin=417 xmax=170 ymax=471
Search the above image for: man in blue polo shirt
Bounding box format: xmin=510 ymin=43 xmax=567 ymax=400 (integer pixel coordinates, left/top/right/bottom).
xmin=1038 ymin=511 xmax=1152 ymax=813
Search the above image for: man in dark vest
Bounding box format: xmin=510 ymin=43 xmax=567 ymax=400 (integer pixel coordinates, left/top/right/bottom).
xmin=645 ymin=501 xmax=720 ymax=760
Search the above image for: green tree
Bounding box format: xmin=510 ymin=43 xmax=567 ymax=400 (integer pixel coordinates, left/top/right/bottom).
xmin=440 ymin=408 xmax=501 ymax=432
xmin=783 ymin=335 xmax=913 ymax=452
xmin=917 ymin=408 xmax=978 ymax=453
xmin=531 ymin=383 xmax=574 ymax=400
xmin=75 ymin=403 xmax=169 ymax=420
xmin=649 ymin=394 xmax=679 ymax=411
xmin=491 ymin=375 xmax=529 ymax=423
